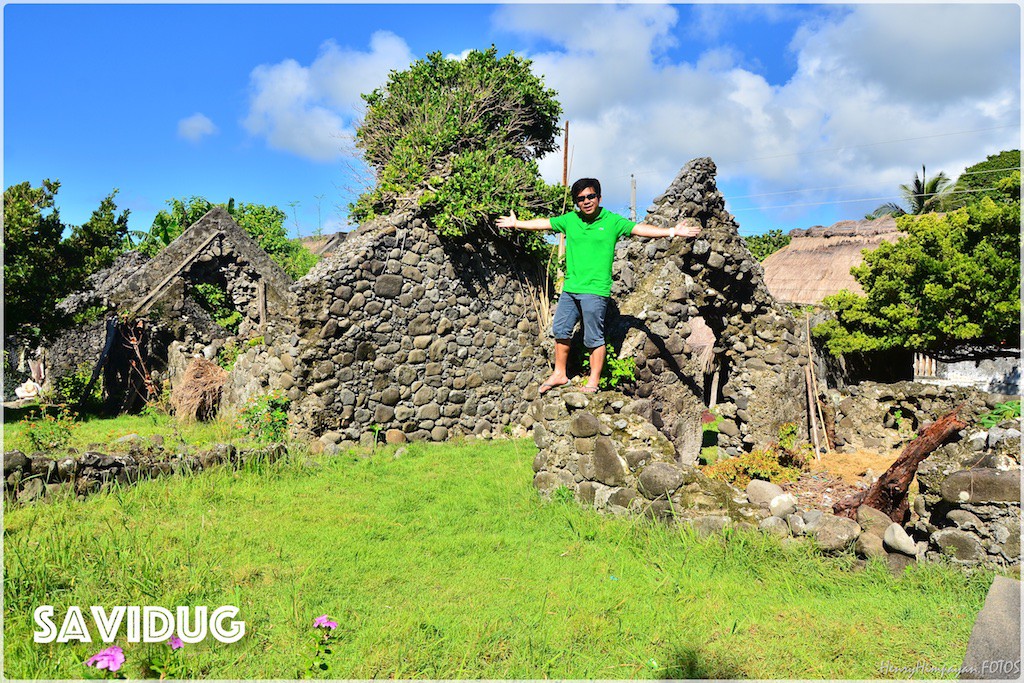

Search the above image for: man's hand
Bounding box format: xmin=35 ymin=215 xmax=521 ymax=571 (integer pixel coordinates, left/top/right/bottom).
xmin=496 ymin=210 xmax=517 ymax=230
xmin=673 ymin=218 xmax=701 ymax=238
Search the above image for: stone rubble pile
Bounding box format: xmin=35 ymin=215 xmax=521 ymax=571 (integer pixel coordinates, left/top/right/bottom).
xmin=530 ymin=390 xmax=1020 ymax=572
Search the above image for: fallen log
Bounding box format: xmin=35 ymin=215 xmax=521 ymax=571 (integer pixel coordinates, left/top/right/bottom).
xmin=833 ymin=406 xmax=967 ymax=524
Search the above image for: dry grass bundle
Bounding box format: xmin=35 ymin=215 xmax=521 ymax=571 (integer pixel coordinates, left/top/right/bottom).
xmin=170 ymin=357 xmax=228 ymax=421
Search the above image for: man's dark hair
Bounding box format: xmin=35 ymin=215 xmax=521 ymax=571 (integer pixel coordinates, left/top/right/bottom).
xmin=571 ymin=177 xmax=601 ymax=201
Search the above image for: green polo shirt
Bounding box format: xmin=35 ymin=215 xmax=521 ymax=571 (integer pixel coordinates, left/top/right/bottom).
xmin=549 ymin=208 xmax=635 ymax=296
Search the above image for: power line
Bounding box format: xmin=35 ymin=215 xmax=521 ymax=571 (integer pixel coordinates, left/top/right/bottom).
xmin=602 ymin=124 xmax=1020 ymax=183
xmin=729 ymin=183 xmax=1015 ymax=211
xmin=724 ymin=166 xmax=1021 ymax=201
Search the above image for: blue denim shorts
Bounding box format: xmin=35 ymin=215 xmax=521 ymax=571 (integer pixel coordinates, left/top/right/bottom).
xmin=551 ymin=292 xmax=609 ymax=349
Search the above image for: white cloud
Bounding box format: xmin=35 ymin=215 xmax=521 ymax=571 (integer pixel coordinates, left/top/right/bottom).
xmin=177 ymin=113 xmax=217 ymax=143
xmin=243 ymin=31 xmax=414 ymax=162
xmin=497 ymin=3 xmax=1020 ymax=229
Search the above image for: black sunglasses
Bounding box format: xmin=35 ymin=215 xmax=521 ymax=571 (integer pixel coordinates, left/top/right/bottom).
xmin=575 ymin=192 xmax=599 ymax=203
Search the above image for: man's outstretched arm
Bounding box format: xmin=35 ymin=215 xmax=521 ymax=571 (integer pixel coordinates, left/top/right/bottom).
xmin=631 ymin=217 xmax=701 ymax=239
xmin=497 ymin=210 xmax=552 ymax=232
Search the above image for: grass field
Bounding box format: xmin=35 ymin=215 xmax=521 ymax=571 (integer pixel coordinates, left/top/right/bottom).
xmin=3 ymin=430 xmax=995 ymax=679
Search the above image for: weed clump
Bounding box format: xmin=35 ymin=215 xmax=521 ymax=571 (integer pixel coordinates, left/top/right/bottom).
xmin=238 ymin=391 xmax=291 ymax=442
xmin=21 ymin=408 xmax=78 ymax=451
xmin=702 ymin=422 xmax=809 ymax=487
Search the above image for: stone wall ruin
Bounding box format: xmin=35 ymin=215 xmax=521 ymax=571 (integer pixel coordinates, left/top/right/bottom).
xmin=227 ymin=210 xmax=555 ymax=445
xmin=38 ymin=207 xmax=295 ymax=411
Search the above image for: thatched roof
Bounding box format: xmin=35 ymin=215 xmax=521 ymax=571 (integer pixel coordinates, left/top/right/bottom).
xmin=761 ymin=215 xmax=904 ymax=305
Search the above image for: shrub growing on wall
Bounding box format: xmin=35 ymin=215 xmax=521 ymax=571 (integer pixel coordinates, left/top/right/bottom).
xmin=350 ymin=47 xmax=565 ymax=247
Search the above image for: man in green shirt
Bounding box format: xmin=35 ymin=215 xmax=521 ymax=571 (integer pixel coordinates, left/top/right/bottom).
xmin=498 ymin=177 xmax=701 ymax=393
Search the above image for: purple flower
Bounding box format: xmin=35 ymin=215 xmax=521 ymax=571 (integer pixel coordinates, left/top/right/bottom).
xmin=313 ymin=614 xmax=338 ymax=630
xmin=85 ymin=646 xmax=126 ymax=673
xmin=168 ymin=635 xmax=184 ymax=650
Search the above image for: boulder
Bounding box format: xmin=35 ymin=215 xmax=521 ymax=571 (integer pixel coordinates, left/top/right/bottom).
xmin=746 ymin=479 xmax=784 ymax=506
xmin=768 ymin=493 xmax=798 ymax=518
xmin=940 ymin=469 xmax=1021 ymax=504
xmin=960 ymin=576 xmax=1022 ymax=679
xmin=810 ymin=514 xmax=861 ymax=552
xmin=932 ymin=528 xmax=986 ymax=562
xmin=638 ymin=462 xmax=685 ymax=499
xmin=883 ymin=523 xmax=918 ymax=556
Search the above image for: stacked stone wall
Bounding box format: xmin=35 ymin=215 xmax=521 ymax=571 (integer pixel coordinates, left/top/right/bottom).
xmin=916 ymin=419 xmax=1021 ymax=569
xmin=604 ymin=158 xmax=809 ymax=462
xmin=227 ymin=212 xmax=553 ymax=445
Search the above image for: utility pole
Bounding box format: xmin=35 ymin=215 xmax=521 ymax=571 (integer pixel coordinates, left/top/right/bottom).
xmin=630 ymin=174 xmax=637 ymax=221
xmin=559 ymin=120 xmax=569 ymax=261
xmin=287 ymin=200 xmax=301 ymax=239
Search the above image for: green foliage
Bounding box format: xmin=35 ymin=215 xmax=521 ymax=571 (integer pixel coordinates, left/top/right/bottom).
xmin=977 ymin=400 xmax=1022 ymax=428
xmin=702 ymin=444 xmax=803 ymax=488
xmin=52 ymin=363 xmax=102 ymax=410
xmin=63 ymin=191 xmax=131 ymax=281
xmin=743 ymin=229 xmax=791 ymax=261
xmin=868 ymin=165 xmax=953 ymax=218
xmin=351 ymin=47 xmax=564 ymax=246
xmin=551 ymin=485 xmax=576 ymax=505
xmin=777 ymin=422 xmax=799 ymax=452
xmin=2 ymin=180 xmax=129 ymax=341
xmin=699 ymin=409 xmax=723 ymax=464
xmin=215 ymin=336 xmax=264 ymax=372
xmin=942 ymin=150 xmax=1021 ymax=211
xmin=143 ymin=196 xmax=319 ymax=279
xmin=237 ymin=391 xmax=291 ymax=442
xmin=702 ymin=422 xmax=808 ymax=487
xmin=190 ymin=282 xmax=242 ymax=333
xmin=579 ymin=344 xmax=637 ymax=390
xmin=816 ymin=184 xmax=1020 ymax=354
xmin=21 ymin=408 xmax=79 ymax=451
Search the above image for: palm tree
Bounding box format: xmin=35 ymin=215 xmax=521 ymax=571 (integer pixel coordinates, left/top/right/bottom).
xmin=868 ymin=165 xmax=953 ymax=219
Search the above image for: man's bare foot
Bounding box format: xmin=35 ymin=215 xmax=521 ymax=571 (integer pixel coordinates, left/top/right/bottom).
xmin=580 ymin=385 xmax=599 ymax=394
xmin=538 ymin=376 xmax=569 ymax=395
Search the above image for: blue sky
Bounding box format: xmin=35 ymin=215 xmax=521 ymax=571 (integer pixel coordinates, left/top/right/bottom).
xmin=4 ymin=3 xmax=1020 ymax=238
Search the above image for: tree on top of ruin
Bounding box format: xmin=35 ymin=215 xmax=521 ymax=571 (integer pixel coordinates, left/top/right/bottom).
xmin=350 ymin=47 xmax=566 ymax=244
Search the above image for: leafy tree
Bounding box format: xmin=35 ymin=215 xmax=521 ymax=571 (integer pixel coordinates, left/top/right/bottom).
xmin=941 ymin=149 xmax=1020 ymax=211
xmin=141 ymin=196 xmax=319 ymax=279
xmin=140 ymin=196 xmax=215 ymax=256
xmin=815 ymin=174 xmax=1020 ymax=354
xmin=4 ymin=182 xmax=133 ymax=341
xmin=3 ymin=180 xmax=66 ymax=338
xmin=743 ymin=229 xmax=791 ymax=261
xmin=350 ymin=47 xmax=565 ymax=245
xmin=60 ymin=190 xmax=130 ymax=284
xmin=868 ymin=165 xmax=953 ymax=218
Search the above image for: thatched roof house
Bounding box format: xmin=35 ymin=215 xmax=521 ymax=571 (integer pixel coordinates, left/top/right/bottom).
xmin=761 ymin=216 xmax=905 ymax=305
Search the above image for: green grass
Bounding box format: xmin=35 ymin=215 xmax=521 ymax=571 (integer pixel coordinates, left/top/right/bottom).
xmin=3 ymin=405 xmax=245 ymax=454
xmin=3 ymin=437 xmax=994 ymax=679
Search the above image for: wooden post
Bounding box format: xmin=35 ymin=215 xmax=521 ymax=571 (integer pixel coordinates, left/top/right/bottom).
xmin=805 ymin=364 xmax=822 ymax=460
xmin=805 ymin=315 xmax=831 ymax=453
xmin=258 ymin=280 xmax=268 ymax=334
xmin=708 ymin=364 xmax=720 ymax=409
